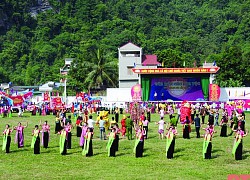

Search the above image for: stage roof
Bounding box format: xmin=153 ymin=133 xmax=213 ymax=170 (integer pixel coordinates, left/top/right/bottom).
xmin=132 ymin=67 xmax=220 ymax=74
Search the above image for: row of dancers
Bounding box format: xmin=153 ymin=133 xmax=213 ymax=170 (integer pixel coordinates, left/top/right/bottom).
xmin=2 ymin=119 xmax=248 ymax=160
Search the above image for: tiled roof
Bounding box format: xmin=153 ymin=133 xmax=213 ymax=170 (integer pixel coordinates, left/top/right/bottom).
xmin=142 ymin=55 xmax=160 ymax=66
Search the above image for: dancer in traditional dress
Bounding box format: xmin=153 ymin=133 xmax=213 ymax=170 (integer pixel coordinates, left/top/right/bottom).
xmin=115 ymin=107 xmax=119 ymax=123
xmin=55 ymin=114 xmax=61 ymax=134
xmin=14 ymin=122 xmax=28 ymax=148
xmin=59 ymin=128 xmax=67 ymax=155
xmin=134 ymin=126 xmax=145 ymax=158
xmin=182 ymin=116 xmax=191 ymax=139
xmin=82 ymin=128 xmax=93 ymax=157
xmin=232 ymin=127 xmax=248 ymax=160
xmin=79 ymin=123 xmax=88 ymax=148
xmin=2 ymin=124 xmax=13 ymax=153
xmin=166 ymin=125 xmax=178 ymax=159
xmin=65 ymin=122 xmax=73 ymax=149
xmin=220 ymin=116 xmax=228 ymax=137
xmin=31 ymin=125 xmax=40 ymax=154
xmin=106 ymin=128 xmax=116 ymax=157
xmin=113 ymin=124 xmax=120 ymax=151
xmin=40 ymin=120 xmax=50 ymax=148
xmin=76 ymin=115 xmax=83 ymax=137
xmin=203 ymin=125 xmax=216 ymax=159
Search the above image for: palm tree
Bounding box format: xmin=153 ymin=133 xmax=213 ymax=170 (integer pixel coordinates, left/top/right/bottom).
xmin=82 ymin=48 xmax=118 ymax=91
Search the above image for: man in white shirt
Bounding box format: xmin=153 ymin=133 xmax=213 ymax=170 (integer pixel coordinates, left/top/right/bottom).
xmin=87 ymin=115 xmax=95 ymax=133
xmin=98 ymin=116 xmax=106 ymax=140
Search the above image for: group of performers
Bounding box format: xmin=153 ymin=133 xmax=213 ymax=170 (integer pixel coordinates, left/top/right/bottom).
xmin=1 ymin=107 xmax=248 ymax=161
xmin=2 ymin=120 xmax=51 ymax=154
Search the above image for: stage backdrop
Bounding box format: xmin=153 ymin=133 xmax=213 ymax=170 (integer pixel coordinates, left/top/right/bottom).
xmin=149 ymin=77 xmax=205 ymax=101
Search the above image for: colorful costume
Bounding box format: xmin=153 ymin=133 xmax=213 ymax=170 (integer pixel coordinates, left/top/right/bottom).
xmin=41 ymin=124 xmax=50 ymax=148
xmin=59 ymin=129 xmax=67 ymax=155
xmin=82 ymin=132 xmax=93 ymax=156
xmin=232 ymin=129 xmax=246 ymax=160
xmin=31 ymin=129 xmax=40 ymax=154
xmin=166 ymin=127 xmax=177 ymax=159
xmin=203 ymin=126 xmax=215 ymax=159
xmin=2 ymin=128 xmax=12 ymax=153
xmin=134 ymin=129 xmax=145 ymax=158
xmin=106 ymin=132 xmax=116 ymax=157
xmin=15 ymin=126 xmax=24 ymax=148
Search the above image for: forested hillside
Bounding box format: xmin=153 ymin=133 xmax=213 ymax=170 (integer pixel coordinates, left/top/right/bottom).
xmin=0 ymin=0 xmax=250 ymax=91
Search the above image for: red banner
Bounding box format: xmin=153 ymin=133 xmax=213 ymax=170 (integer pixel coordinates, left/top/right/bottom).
xmin=209 ymin=84 xmax=220 ymax=101
xmin=10 ymin=96 xmax=24 ymax=106
xmin=131 ymin=84 xmax=142 ymax=101
xmin=52 ymin=97 xmax=62 ymax=104
xmin=23 ymin=91 xmax=33 ymax=99
xmin=0 ymin=91 xmax=9 ymax=97
xmin=132 ymin=67 xmax=220 ymax=74
xmin=52 ymin=97 xmax=63 ymax=109
xmin=43 ymin=92 xmax=49 ymax=102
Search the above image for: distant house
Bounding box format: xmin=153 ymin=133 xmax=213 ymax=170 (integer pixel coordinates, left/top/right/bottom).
xmin=118 ymin=42 xmax=160 ymax=88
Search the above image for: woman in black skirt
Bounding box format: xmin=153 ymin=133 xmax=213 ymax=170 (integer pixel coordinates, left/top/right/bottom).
xmin=183 ymin=116 xmax=191 ymax=139
xmin=40 ymin=120 xmax=50 ymax=148
xmin=107 ymin=128 xmax=116 ymax=157
xmin=59 ymin=128 xmax=67 ymax=155
xmin=65 ymin=122 xmax=72 ymax=149
xmin=203 ymin=125 xmax=216 ymax=159
xmin=113 ymin=124 xmax=120 ymax=151
xmin=115 ymin=108 xmax=119 ymax=123
xmin=82 ymin=128 xmax=93 ymax=157
xmin=55 ymin=114 xmax=61 ymax=134
xmin=220 ymin=116 xmax=228 ymax=137
xmin=166 ymin=126 xmax=178 ymax=159
xmin=2 ymin=124 xmax=13 ymax=153
xmin=146 ymin=107 xmax=151 ymax=122
xmin=232 ymin=127 xmax=248 ymax=160
xmin=134 ymin=126 xmax=145 ymax=158
xmin=76 ymin=115 xmax=83 ymax=137
xmin=31 ymin=125 xmax=40 ymax=154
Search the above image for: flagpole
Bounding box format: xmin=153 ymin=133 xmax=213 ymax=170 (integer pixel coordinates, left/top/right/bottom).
xmin=64 ymin=79 xmax=67 ymax=105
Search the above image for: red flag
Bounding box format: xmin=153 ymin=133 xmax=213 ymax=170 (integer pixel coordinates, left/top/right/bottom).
xmin=23 ymin=91 xmax=33 ymax=99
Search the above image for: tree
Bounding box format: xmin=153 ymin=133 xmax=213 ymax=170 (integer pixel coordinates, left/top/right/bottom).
xmin=69 ymin=46 xmax=118 ymax=91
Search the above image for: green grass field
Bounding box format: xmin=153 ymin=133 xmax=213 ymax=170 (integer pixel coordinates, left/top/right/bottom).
xmin=0 ymin=112 xmax=249 ymax=180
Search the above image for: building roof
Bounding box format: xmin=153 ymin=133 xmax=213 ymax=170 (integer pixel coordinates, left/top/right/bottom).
xmin=119 ymin=42 xmax=142 ymax=51
xmin=142 ymin=55 xmax=160 ymax=66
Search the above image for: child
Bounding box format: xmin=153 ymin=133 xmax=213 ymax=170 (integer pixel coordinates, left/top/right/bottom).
xmin=156 ymin=117 xmax=165 ymax=139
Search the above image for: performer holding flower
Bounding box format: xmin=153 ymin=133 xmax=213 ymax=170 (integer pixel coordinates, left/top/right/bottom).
xmin=31 ymin=125 xmax=40 ymax=154
xmin=2 ymin=124 xmax=13 ymax=153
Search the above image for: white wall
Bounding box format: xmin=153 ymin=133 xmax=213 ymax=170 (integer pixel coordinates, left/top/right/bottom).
xmin=219 ymin=87 xmax=250 ymax=101
xmin=107 ymin=88 xmax=132 ymax=102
